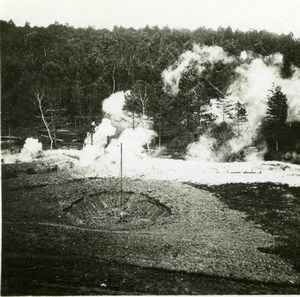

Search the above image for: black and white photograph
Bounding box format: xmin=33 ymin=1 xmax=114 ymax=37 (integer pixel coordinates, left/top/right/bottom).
xmin=1 ymin=0 xmax=300 ymax=295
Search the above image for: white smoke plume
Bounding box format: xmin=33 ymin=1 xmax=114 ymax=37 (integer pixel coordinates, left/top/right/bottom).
xmin=80 ymin=118 xmax=116 ymax=165
xmin=162 ymin=44 xmax=300 ymax=161
xmin=102 ymin=91 xmax=126 ymax=120
xmin=105 ymin=127 xmax=156 ymax=161
xmin=280 ymin=66 xmax=300 ymax=121
xmin=20 ymin=138 xmax=43 ymax=161
xmin=228 ymin=54 xmax=300 ymax=124
xmin=208 ymin=98 xmax=240 ymax=124
xmin=2 ymin=137 xmax=43 ymax=163
xmin=162 ymin=44 xmax=236 ymax=96
xmin=226 ymin=53 xmax=300 ymax=154
xmin=186 ymin=135 xmax=217 ymax=161
xmin=240 ymin=51 xmax=248 ymax=60
xmin=80 ymin=91 xmax=156 ymax=167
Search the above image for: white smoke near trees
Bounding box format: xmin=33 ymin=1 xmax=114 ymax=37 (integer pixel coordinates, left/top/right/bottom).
xmin=227 ymin=53 xmax=300 ymax=155
xmin=105 ymin=127 xmax=156 ymax=161
xmin=186 ymin=135 xmax=217 ymax=161
xmin=208 ymin=98 xmax=241 ymax=124
xmin=80 ymin=91 xmax=156 ymax=167
xmin=162 ymin=44 xmax=236 ymax=96
xmin=20 ymin=138 xmax=43 ymax=161
xmin=2 ymin=137 xmax=43 ymax=163
xmin=2 ymin=92 xmax=156 ymax=167
xmin=228 ymin=54 xmax=300 ymax=124
xmin=102 ymin=91 xmax=126 ymax=120
xmin=279 ymin=66 xmax=300 ymax=121
xmin=240 ymin=51 xmax=248 ymax=60
xmin=3 ymin=46 xmax=299 ymax=167
xmin=162 ymin=43 xmax=300 ymax=161
xmin=80 ymin=118 xmax=116 ymax=165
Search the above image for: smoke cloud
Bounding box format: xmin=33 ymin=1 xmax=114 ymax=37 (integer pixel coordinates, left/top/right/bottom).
xmin=20 ymin=138 xmax=43 ymax=161
xmin=3 ymin=46 xmax=299 ymax=167
xmin=162 ymin=44 xmax=300 ymax=161
xmin=228 ymin=54 xmax=300 ymax=123
xmin=80 ymin=118 xmax=117 ymax=165
xmin=102 ymin=91 xmax=126 ymax=120
xmin=162 ymin=44 xmax=235 ymax=96
xmin=2 ymin=137 xmax=43 ymax=163
xmin=186 ymin=135 xmax=217 ymax=161
xmin=2 ymin=92 xmax=156 ymax=167
xmin=80 ymin=91 xmax=156 ymax=167
xmin=226 ymin=53 xmax=300 ymax=154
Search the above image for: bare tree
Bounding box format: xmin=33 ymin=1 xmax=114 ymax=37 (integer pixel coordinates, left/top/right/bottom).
xmin=33 ymin=89 xmax=54 ymax=150
xmin=137 ymin=84 xmax=149 ymax=120
xmin=124 ymin=81 xmax=151 ymax=151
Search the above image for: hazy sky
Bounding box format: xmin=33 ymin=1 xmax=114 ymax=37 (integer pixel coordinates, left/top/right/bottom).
xmin=1 ymin=0 xmax=300 ymax=37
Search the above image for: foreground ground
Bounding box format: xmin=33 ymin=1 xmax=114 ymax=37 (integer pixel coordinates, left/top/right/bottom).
xmin=1 ymin=156 xmax=300 ymax=294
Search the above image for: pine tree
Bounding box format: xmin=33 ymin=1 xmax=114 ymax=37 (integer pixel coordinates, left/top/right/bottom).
xmin=234 ymin=101 xmax=247 ymax=135
xmin=263 ymin=85 xmax=288 ymax=151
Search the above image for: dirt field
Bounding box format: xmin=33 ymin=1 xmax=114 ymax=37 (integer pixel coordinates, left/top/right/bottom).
xmin=2 ymin=159 xmax=300 ymax=294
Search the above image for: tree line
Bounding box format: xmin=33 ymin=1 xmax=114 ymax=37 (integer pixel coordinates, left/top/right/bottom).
xmin=1 ymin=20 xmax=300 ymax=159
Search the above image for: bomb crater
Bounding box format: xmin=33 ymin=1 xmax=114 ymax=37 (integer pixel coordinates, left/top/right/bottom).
xmin=62 ymin=190 xmax=171 ymax=229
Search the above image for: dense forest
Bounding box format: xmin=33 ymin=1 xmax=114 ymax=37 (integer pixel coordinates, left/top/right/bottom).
xmin=1 ymin=20 xmax=300 ymax=160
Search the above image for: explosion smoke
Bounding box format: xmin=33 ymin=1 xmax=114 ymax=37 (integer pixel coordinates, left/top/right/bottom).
xmin=80 ymin=91 xmax=156 ymax=167
xmin=20 ymin=138 xmax=43 ymax=161
xmin=2 ymin=137 xmax=43 ymax=163
xmin=227 ymin=53 xmax=300 ymax=154
xmin=2 ymin=46 xmax=299 ymax=168
xmin=228 ymin=54 xmax=300 ymax=123
xmin=240 ymin=51 xmax=248 ymax=60
xmin=102 ymin=91 xmax=126 ymax=120
xmin=186 ymin=135 xmax=217 ymax=162
xmin=162 ymin=44 xmax=300 ymax=161
xmin=80 ymin=118 xmax=116 ymax=165
xmin=162 ymin=44 xmax=236 ymax=96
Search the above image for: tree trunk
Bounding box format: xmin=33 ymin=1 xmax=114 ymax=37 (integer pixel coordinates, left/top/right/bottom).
xmin=237 ymin=112 xmax=240 ymax=135
xmin=276 ymin=140 xmax=279 ymax=151
xmin=112 ymin=65 xmax=116 ymax=93
xmin=132 ymin=111 xmax=135 ymax=129
xmin=39 ymin=106 xmax=53 ymax=150
xmin=159 ymin=122 xmax=161 ymax=150
xmin=36 ymin=91 xmax=53 ymax=150
xmin=158 ymin=102 xmax=162 ymax=151
xmin=75 ymin=118 xmax=78 ymax=141
xmin=51 ymin=107 xmax=57 ymax=148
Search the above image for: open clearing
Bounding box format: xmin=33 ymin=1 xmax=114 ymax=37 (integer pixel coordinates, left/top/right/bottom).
xmin=2 ymin=156 xmax=300 ymax=294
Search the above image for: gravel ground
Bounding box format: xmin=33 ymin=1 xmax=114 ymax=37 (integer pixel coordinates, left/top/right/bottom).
xmin=2 ymin=169 xmax=300 ymax=286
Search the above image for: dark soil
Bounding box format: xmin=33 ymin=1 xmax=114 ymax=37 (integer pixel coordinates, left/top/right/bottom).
xmin=3 ymin=221 xmax=300 ymax=295
xmin=3 ymin=252 xmax=298 ymax=296
xmin=187 ymin=182 xmax=300 ymax=273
